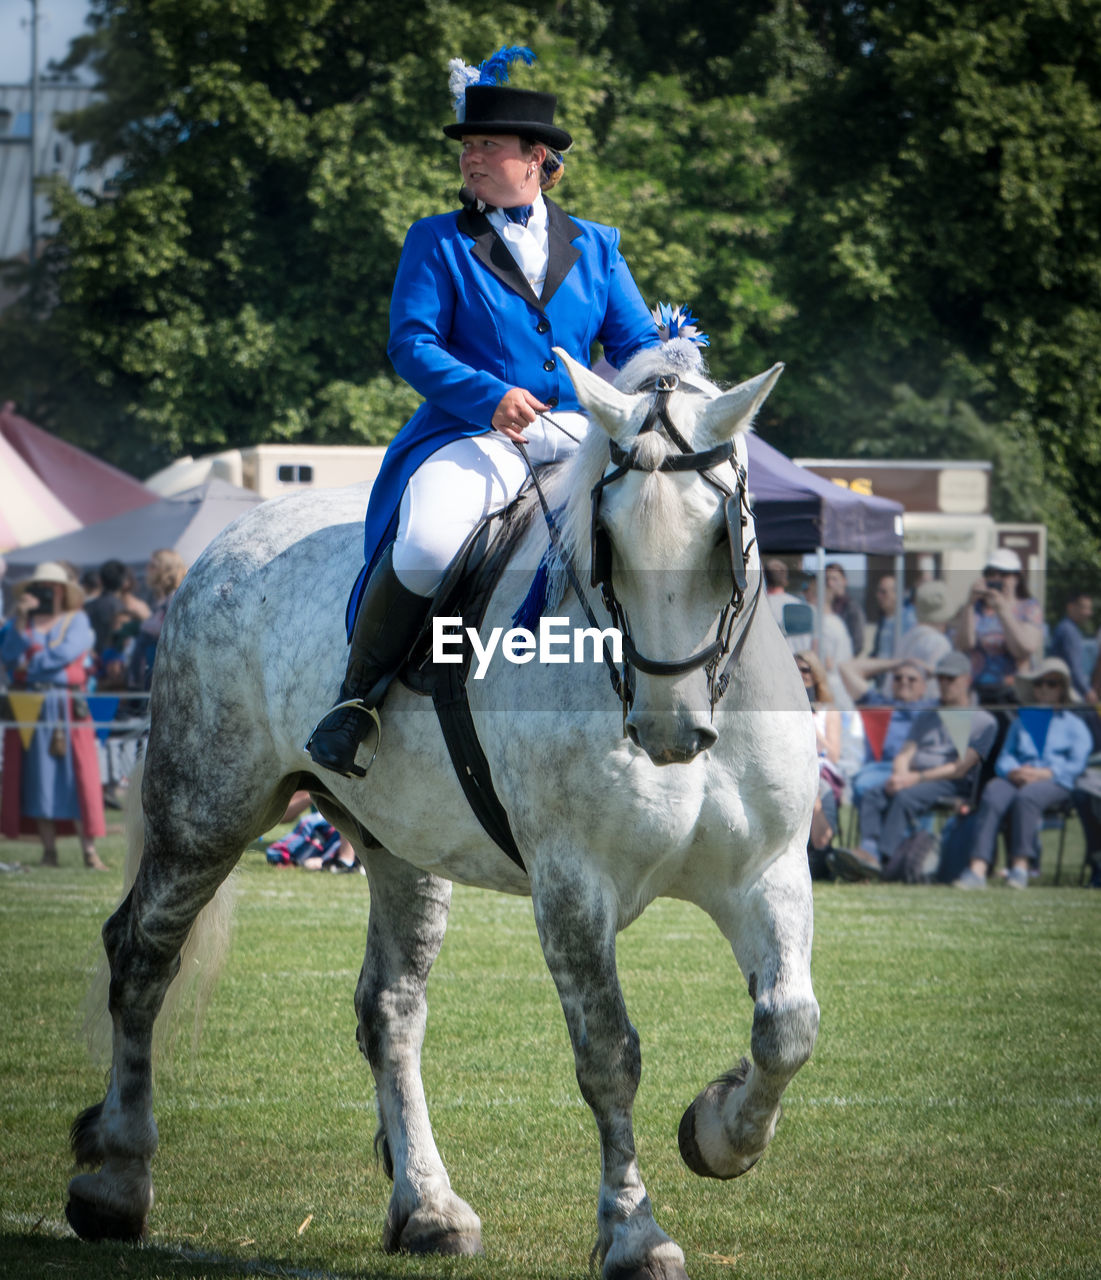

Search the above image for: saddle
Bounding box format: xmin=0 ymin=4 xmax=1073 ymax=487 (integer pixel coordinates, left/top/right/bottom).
xmin=397 ymin=484 xmax=545 ymax=873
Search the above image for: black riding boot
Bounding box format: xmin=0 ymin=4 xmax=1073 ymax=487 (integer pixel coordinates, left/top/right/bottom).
xmin=305 ymin=546 xmax=430 ymax=778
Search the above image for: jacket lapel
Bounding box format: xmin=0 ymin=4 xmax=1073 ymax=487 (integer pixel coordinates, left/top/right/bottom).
xmin=540 ymin=197 xmax=583 ymax=307
xmin=457 ymin=197 xmax=582 ymax=311
xmin=458 ymin=205 xmax=541 ymax=308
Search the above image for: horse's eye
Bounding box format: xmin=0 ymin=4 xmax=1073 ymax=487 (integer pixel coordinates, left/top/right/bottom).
xmin=712 ymin=526 xmax=728 ymax=549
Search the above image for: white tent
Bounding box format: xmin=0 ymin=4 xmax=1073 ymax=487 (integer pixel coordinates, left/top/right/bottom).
xmin=0 ymin=433 xmax=82 ymax=553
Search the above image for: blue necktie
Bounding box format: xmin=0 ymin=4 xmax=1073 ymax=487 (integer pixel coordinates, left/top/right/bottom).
xmin=502 ymin=204 xmax=534 ymax=226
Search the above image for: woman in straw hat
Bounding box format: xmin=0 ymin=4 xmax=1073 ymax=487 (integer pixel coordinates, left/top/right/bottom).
xmin=307 ymin=47 xmax=664 ymax=777
xmin=0 ymin=562 xmax=107 ymax=869
xmin=953 ymin=657 xmax=1091 ymax=889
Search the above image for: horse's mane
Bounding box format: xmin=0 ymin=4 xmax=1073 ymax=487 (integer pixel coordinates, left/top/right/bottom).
xmin=539 ymin=339 xmax=720 ymax=569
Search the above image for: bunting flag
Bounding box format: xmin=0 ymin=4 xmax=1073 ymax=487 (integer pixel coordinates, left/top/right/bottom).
xmin=1017 ymin=707 xmax=1053 ymax=760
xmin=858 ymin=707 xmax=894 ymax=761
xmin=6 ymin=692 xmax=45 ymax=750
xmin=937 ymin=707 xmax=975 ymax=761
xmin=87 ymin=695 xmax=121 ymax=743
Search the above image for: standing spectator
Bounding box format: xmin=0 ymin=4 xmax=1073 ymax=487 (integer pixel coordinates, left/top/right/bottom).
xmin=127 ymin=549 xmax=187 ymax=692
xmin=79 ymin=568 xmax=102 ymax=605
xmin=869 ymin=574 xmax=916 ymax=661
xmin=803 ymin=574 xmax=854 ymax=707
xmin=832 ymin=651 xmax=998 ymax=879
xmin=0 ymin=562 xmax=107 ymax=869
xmin=765 ymin=558 xmax=810 ymax=645
xmin=951 ymin=547 xmax=1043 ymax=706
xmin=1049 ymin=591 xmax=1094 ymax=702
xmin=953 ymin=658 xmax=1092 ymax=889
xmin=826 ymin=562 xmax=867 ymax=656
xmin=84 ymin=559 xmax=151 ymax=664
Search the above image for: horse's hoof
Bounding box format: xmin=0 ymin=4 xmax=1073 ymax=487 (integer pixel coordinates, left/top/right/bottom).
xmin=402 ymin=1227 xmax=484 ymax=1256
xmin=606 ymin=1266 xmax=691 ymax=1280
xmin=677 ymin=1097 xmax=761 ymax=1181
xmin=678 ymin=1099 xmax=718 ymax=1179
xmin=382 ymin=1204 xmax=483 ymax=1257
xmin=65 ymin=1186 xmax=146 ymax=1243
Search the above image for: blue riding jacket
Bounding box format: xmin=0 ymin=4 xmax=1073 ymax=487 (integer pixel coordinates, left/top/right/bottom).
xmin=348 ymin=197 xmax=661 ymax=629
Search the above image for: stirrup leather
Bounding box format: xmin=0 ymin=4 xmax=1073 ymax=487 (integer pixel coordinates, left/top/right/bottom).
xmin=304 ymin=698 xmax=382 ymax=779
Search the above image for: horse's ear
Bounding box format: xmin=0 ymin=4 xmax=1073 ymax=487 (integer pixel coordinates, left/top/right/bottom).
xmin=553 ymin=348 xmax=637 ymax=439
xmin=698 ymin=363 xmax=784 ymax=444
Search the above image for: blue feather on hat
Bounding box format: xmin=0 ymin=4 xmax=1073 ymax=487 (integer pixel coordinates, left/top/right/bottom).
xmin=478 ymin=46 xmax=536 ymax=85
xmin=449 ymin=46 xmax=536 ymax=119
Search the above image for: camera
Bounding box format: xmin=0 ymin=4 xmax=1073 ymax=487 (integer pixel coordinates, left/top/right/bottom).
xmin=983 ymin=577 xmax=1003 ymax=593
xmin=27 ymin=584 xmax=56 ymax=613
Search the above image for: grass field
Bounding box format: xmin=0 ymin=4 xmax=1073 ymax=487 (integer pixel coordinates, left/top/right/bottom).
xmin=1 ymin=831 xmax=1098 ymax=1280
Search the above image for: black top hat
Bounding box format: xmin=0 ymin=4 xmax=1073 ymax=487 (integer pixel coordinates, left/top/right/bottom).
xmin=443 ymin=86 xmax=572 ymax=151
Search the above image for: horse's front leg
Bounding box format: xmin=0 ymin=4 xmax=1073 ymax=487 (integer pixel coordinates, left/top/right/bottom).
xmin=355 ymin=845 xmax=482 ymax=1257
xmin=533 ymin=861 xmax=688 ymax=1280
xmin=679 ymin=846 xmax=819 ymax=1180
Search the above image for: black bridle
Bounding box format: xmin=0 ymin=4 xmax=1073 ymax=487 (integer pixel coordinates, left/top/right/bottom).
xmin=519 ymin=372 xmax=759 ymax=732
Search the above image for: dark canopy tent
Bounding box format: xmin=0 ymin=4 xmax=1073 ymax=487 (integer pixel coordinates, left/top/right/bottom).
xmin=746 ymin=434 xmax=904 ymax=554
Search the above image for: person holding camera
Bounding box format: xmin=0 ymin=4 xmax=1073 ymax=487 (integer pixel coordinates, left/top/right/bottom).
xmin=0 ymin=562 xmax=107 ymax=869
xmin=951 ymin=547 xmax=1043 ymax=707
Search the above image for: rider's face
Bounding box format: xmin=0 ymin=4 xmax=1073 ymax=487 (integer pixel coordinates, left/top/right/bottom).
xmin=460 ymin=134 xmax=540 ymax=208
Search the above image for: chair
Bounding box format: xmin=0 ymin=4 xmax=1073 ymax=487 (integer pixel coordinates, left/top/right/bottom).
xmin=997 ymin=793 xmax=1080 ymax=886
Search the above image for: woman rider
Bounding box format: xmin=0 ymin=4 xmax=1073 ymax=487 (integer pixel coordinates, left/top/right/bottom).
xmin=307 ymin=49 xmax=663 ymax=777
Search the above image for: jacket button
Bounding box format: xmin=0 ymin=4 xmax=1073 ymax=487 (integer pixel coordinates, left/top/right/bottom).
xmin=536 ymin=319 xmax=551 ymax=334
xmin=543 ymin=358 xmax=556 ymax=371
xmin=546 ymin=397 xmax=559 ymax=408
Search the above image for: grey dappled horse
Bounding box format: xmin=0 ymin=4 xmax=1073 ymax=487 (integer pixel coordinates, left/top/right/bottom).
xmin=67 ymin=343 xmax=819 ymax=1280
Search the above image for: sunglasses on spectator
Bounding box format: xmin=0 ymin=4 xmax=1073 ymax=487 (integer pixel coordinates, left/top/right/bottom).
xmin=936 ymin=672 xmax=965 ymax=681
xmin=893 ymin=674 xmax=923 ymax=685
xmin=1032 ymin=676 xmax=1065 ymax=690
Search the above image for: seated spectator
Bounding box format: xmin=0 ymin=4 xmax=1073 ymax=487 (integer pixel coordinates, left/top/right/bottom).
xmin=1071 ymin=768 xmax=1101 ymax=889
xmin=839 ymin=579 xmax=952 ymax=695
xmin=1049 ymin=590 xmax=1095 ymax=703
xmin=951 ymin=547 xmax=1043 ymax=707
xmin=838 ymin=656 xmax=936 ymax=803
xmin=954 ymin=658 xmax=1092 ymax=889
xmin=826 ymin=562 xmax=866 ymax=656
xmin=263 ymin=794 xmax=361 ymax=873
xmin=831 ymin=651 xmax=998 ymax=880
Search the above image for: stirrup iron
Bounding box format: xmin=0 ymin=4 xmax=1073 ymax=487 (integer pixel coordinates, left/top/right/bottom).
xmin=304 ymin=698 xmax=382 ymax=779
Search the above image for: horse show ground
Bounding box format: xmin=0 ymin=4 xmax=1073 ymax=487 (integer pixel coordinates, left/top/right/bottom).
xmin=1 ymin=832 xmax=1097 ymax=1280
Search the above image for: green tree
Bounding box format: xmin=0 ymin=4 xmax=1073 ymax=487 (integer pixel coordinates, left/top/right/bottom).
xmin=4 ymin=2 xmax=592 ymax=465
xmin=750 ymin=0 xmax=1101 ymax=557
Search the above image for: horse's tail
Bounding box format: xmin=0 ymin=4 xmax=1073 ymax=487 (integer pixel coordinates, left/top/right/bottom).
xmin=82 ymin=752 xmax=238 ymax=1063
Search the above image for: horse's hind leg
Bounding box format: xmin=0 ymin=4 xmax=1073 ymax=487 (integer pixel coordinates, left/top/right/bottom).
xmin=66 ymin=801 xmax=250 ymax=1241
xmin=355 ymin=845 xmax=482 ymax=1256
xmin=679 ymin=847 xmax=819 ymax=1180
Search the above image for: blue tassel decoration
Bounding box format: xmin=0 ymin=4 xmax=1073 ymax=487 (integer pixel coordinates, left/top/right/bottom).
xmin=512 ymin=558 xmax=550 ymax=632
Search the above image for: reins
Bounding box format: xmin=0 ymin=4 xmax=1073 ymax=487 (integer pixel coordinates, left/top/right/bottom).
xmin=517 ymin=373 xmax=759 ymax=733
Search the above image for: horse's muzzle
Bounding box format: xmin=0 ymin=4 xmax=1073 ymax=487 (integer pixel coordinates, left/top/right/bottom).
xmin=626 ymin=714 xmax=718 ymax=765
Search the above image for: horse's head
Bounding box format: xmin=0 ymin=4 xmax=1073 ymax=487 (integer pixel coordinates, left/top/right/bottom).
xmin=554 ymin=344 xmax=783 ymax=765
